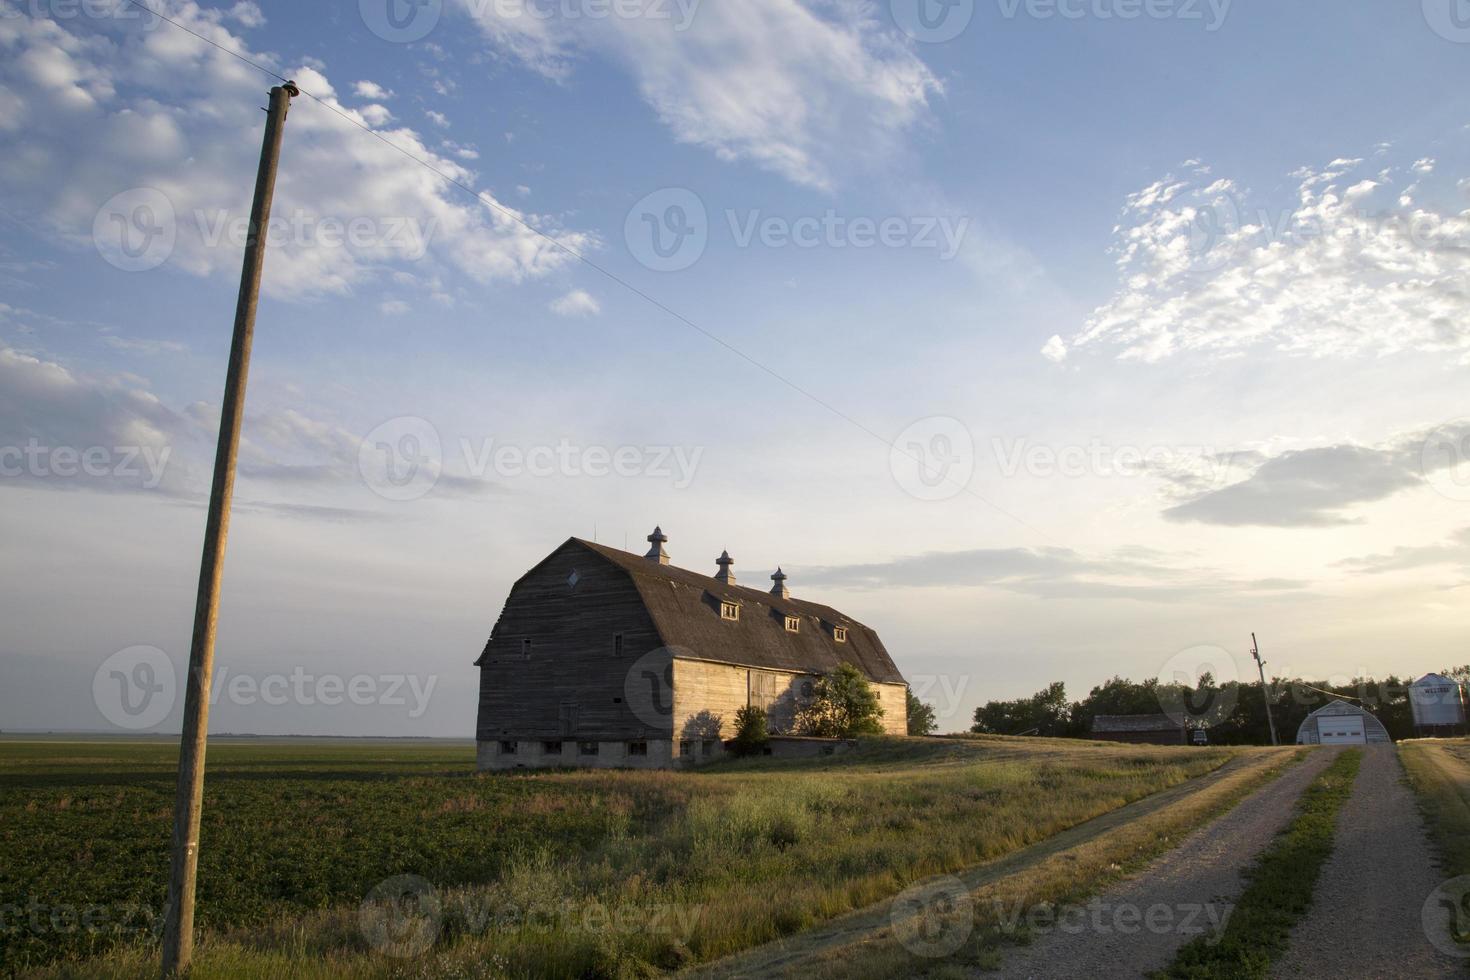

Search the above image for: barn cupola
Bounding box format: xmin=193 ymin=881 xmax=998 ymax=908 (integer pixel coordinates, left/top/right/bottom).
xmin=644 ymin=526 xmax=670 ymax=564
xmin=770 ymin=566 xmax=789 ymax=599
xmin=714 ymin=550 xmax=736 ymax=584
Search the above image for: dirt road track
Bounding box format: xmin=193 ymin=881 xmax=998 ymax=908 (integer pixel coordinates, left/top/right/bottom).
xmin=978 ymin=747 xmax=1339 ymax=979
xmin=1271 ymin=745 xmax=1465 ymax=980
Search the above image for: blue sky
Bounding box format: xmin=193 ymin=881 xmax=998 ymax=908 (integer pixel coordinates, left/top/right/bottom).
xmin=2 ymin=0 xmax=1469 ymax=736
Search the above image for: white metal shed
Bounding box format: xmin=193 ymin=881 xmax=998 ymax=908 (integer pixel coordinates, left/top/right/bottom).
xmin=1295 ymin=699 xmax=1391 ymax=745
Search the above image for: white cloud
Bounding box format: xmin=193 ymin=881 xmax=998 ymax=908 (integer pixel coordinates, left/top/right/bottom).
xmin=1063 ymin=156 xmax=1470 ymax=363
xmin=1156 ymin=420 xmax=1470 ymax=527
xmin=379 ymin=299 xmax=410 ymax=315
xmin=1040 ymin=334 xmax=1067 ymax=363
xmin=0 ymin=2 xmax=590 ymax=300
xmin=425 ymin=109 xmax=449 ymax=128
xmin=456 ymin=0 xmax=940 ymax=189
xmin=0 ymin=344 xmax=202 ymax=494
xmin=353 ymin=80 xmax=393 ymax=99
xmin=358 ymin=103 xmax=393 ymax=127
xmin=549 ymin=288 xmax=600 ymax=317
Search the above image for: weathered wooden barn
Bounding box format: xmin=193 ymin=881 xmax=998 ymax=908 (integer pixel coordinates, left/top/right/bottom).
xmin=1089 ymin=713 xmax=1188 ymax=745
xmin=474 ymin=528 xmax=908 ymax=769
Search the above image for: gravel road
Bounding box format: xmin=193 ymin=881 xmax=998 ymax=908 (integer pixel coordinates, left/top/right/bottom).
xmin=981 ymin=747 xmax=1339 ymax=980
xmin=1271 ymin=744 xmax=1465 ymax=980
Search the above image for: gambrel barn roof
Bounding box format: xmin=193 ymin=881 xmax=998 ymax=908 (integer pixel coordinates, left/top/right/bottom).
xmin=496 ymin=537 xmax=905 ymax=685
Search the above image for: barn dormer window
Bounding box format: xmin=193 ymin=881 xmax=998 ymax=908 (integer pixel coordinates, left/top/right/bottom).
xmin=832 ymin=626 xmax=847 ymax=642
xmin=785 ymin=615 xmax=800 ymax=633
xmin=720 ymin=601 xmax=740 ymax=621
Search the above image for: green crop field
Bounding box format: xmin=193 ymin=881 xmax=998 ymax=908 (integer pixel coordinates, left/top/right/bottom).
xmin=2 ymin=734 xmax=1239 ymax=978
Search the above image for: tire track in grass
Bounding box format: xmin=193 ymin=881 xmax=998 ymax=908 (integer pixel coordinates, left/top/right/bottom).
xmin=1158 ymin=748 xmax=1361 ymax=980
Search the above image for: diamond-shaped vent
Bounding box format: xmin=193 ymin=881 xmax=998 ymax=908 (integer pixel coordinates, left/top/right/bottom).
xmin=567 ymin=569 xmax=579 ymax=589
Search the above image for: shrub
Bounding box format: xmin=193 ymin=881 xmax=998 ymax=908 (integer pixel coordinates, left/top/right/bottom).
xmin=906 ymin=689 xmax=938 ymax=735
xmin=796 ymin=663 xmax=885 ymax=738
xmin=731 ymin=705 xmax=770 ymax=756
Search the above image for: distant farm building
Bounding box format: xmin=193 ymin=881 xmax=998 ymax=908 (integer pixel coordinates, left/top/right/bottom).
xmin=1090 ymin=713 xmax=1187 ymax=745
xmin=474 ymin=528 xmax=907 ymax=770
xmin=1295 ymin=699 xmax=1392 ymax=745
xmin=1408 ymin=673 xmax=1467 ymax=737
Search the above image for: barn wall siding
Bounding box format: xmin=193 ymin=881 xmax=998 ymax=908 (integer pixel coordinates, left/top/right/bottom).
xmin=875 ymin=682 xmax=909 ymax=736
xmin=477 ymin=541 xmax=670 ymax=742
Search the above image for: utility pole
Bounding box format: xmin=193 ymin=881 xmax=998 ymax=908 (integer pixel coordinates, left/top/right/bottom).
xmin=1251 ymin=632 xmax=1279 ymax=747
xmin=161 ymin=81 xmax=298 ymax=978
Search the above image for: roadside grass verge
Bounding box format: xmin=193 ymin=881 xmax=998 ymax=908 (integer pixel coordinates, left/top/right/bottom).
xmin=1158 ymin=747 xmax=1362 ymax=979
xmin=1401 ymin=739 xmax=1470 ymax=879
xmin=749 ymin=747 xmax=1305 ymax=980
xmin=4 ymin=736 xmax=1234 ymax=978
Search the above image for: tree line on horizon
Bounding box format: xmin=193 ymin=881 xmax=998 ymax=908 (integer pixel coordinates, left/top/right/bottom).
xmin=968 ymin=666 xmax=1470 ymax=744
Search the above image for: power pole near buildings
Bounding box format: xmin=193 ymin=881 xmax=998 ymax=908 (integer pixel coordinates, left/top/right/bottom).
xmin=161 ymin=81 xmax=298 ymax=978
xmin=1251 ymin=632 xmax=1279 ymax=746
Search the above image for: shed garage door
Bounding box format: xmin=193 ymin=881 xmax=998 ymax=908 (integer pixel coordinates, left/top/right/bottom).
xmin=1320 ymin=715 xmax=1365 ymax=744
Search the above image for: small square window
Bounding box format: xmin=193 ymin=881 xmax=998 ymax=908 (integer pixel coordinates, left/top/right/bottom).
xmin=785 ymin=615 xmax=800 ymax=633
xmin=613 ymin=632 xmax=624 ymax=656
xmin=521 ymin=638 xmax=533 ymax=658
xmin=627 ymin=741 xmax=648 ymax=757
xmin=578 ymin=741 xmax=599 ymax=756
xmin=499 ymin=740 xmax=517 ymax=755
xmin=679 ymin=740 xmax=693 ymax=756
xmin=833 ymin=626 xmax=847 ymax=642
xmin=542 ymin=740 xmax=562 ymax=755
xmin=721 ymin=601 xmax=740 ymax=621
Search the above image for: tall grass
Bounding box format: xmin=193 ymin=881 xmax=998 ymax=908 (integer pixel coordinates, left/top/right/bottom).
xmin=2 ymin=736 xmax=1234 ymax=978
